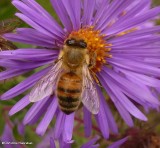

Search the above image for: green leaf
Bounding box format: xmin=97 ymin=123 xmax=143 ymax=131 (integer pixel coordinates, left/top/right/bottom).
xmin=24 ymin=126 xmax=41 ymax=148
xmin=0 ymin=0 xmax=16 ymax=19
xmin=0 ymin=110 xmax=5 ymax=135
xmin=13 ymin=125 xmax=23 ymax=141
xmin=0 ymin=100 xmax=16 ymax=106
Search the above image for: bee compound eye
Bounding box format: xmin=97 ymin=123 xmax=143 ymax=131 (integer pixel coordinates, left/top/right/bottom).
xmin=66 ymin=39 xmax=76 ymax=46
xmin=79 ymin=41 xmax=87 ymax=48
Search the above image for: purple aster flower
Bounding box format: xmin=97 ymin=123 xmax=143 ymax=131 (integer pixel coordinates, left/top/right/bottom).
xmin=1 ymin=0 xmax=160 ymax=144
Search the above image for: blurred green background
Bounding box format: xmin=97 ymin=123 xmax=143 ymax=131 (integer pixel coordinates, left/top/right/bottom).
xmin=0 ymin=0 xmax=160 ymax=148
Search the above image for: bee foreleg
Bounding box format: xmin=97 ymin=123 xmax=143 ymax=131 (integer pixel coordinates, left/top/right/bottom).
xmin=54 ymin=58 xmax=62 ymax=64
xmin=88 ymin=52 xmax=97 ymax=68
xmin=58 ymin=50 xmax=64 ymax=60
xmin=54 ymin=50 xmax=64 ymax=64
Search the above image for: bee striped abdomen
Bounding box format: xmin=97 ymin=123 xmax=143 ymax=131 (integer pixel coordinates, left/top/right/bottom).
xmin=57 ymin=72 xmax=82 ymax=115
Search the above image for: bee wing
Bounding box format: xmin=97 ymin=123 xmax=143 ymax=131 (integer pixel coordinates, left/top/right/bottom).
xmin=81 ymin=65 xmax=100 ymax=114
xmin=29 ymin=60 xmax=63 ymax=102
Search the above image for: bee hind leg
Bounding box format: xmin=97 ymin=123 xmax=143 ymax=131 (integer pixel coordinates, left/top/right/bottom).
xmin=85 ymin=52 xmax=102 ymax=88
xmin=90 ymin=70 xmax=103 ymax=88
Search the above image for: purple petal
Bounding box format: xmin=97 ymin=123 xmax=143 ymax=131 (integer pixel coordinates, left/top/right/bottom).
xmin=53 ymin=111 xmax=65 ymax=140
xmin=50 ymin=137 xmax=56 ymax=148
xmin=1 ymin=66 xmax=51 ymax=100
xmin=103 ymin=67 xmax=160 ymax=105
xmin=16 ymin=28 xmax=61 ymax=42
xmin=61 ymin=0 xmax=81 ymax=30
xmin=9 ymin=95 xmax=30 ymax=116
xmin=0 ymin=48 xmax=59 ymax=61
xmin=103 ymin=75 xmax=147 ymax=121
xmin=81 ymin=135 xmax=100 ymax=148
xmin=18 ymin=122 xmax=25 ymax=135
xmin=0 ymin=125 xmax=22 ymax=148
xmin=37 ymin=129 xmax=54 ymax=148
xmin=97 ymin=88 xmax=118 ymax=134
xmin=98 ymin=75 xmax=134 ymax=126
xmin=12 ymin=1 xmax=64 ymax=39
xmin=108 ymin=57 xmax=160 ymax=80
xmin=93 ymin=0 xmax=109 ymax=26
xmin=36 ymin=97 xmax=58 ymax=136
xmin=0 ymin=69 xmax=31 ymax=81
xmin=108 ymin=136 xmax=128 ymax=148
xmin=0 ymin=59 xmax=52 ymax=69
xmin=1 ymin=125 xmax=14 ymax=142
xmin=23 ymin=97 xmax=50 ymax=125
xmin=4 ymin=33 xmax=59 ymax=48
xmin=82 ymin=0 xmax=95 ymax=26
xmin=111 ymin=36 xmax=160 ymax=47
xmin=109 ymin=26 xmax=160 ymax=43
xmin=28 ymin=99 xmax=53 ymax=126
xmin=50 ymin=0 xmax=72 ymax=32
xmin=106 ymin=6 xmax=160 ymax=35
xmin=119 ymin=69 xmax=160 ymax=88
xmin=95 ymin=89 xmax=110 ymax=139
xmin=59 ymin=136 xmax=72 ymax=148
xmin=29 ymin=99 xmax=52 ymax=125
xmin=15 ymin=13 xmax=54 ymax=38
xmin=21 ymin=0 xmax=64 ymax=35
xmin=95 ymin=0 xmax=109 ymax=10
xmin=104 ymin=0 xmax=150 ymax=34
xmin=63 ymin=113 xmax=75 ymax=143
xmin=83 ymin=107 xmax=92 ymax=137
xmin=96 ymin=0 xmax=134 ymax=31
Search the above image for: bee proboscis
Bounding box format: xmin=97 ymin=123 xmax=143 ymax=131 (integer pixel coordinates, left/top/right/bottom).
xmin=29 ymin=38 xmax=100 ymax=115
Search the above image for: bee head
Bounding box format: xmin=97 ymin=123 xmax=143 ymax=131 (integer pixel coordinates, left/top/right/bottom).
xmin=65 ymin=38 xmax=87 ymax=49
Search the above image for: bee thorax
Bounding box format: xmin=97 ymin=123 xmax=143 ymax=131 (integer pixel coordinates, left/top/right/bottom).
xmin=62 ymin=46 xmax=87 ymax=69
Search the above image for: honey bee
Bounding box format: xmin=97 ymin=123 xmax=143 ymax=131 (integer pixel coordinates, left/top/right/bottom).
xmin=0 ymin=18 xmax=20 ymax=50
xmin=29 ymin=38 xmax=100 ymax=115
